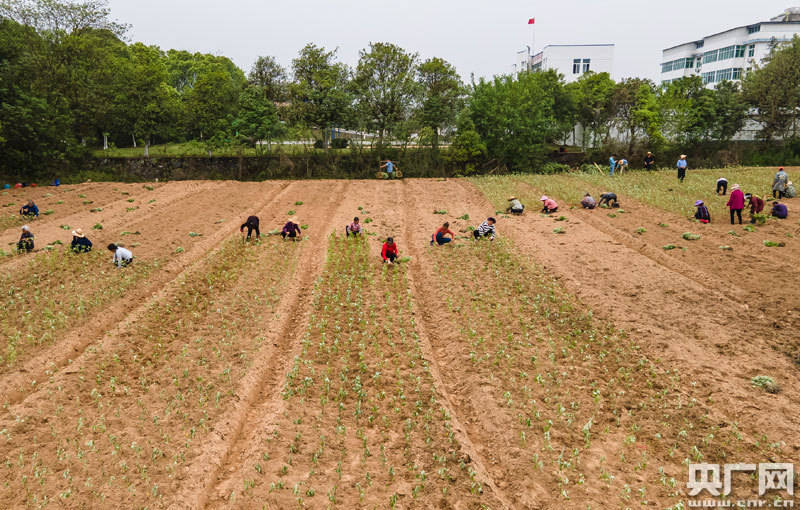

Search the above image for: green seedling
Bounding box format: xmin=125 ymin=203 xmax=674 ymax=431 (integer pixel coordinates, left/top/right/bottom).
xmin=127 ymin=199 xmax=135 ymax=203
xmin=43 ymin=210 xmax=54 ymax=215
xmin=663 ymin=244 xmax=676 ymax=250
xmin=608 ymin=213 xmax=617 ymax=218
xmin=555 ymin=216 xmax=567 ymax=221
xmin=751 ymin=375 xmax=779 ymax=394
xmin=295 ymin=201 xmax=304 ymax=206
xmin=175 ymin=247 xmax=185 ymax=253
xmin=364 ymin=218 xmax=373 ymax=224
xmin=635 ymin=227 xmax=646 ymax=234
xmin=148 ymin=199 xmax=156 ymax=204
xmin=682 ymin=232 xmax=701 ymax=241
xmin=60 ymin=225 xmax=71 ymax=230
xmin=93 ymin=223 xmax=103 ymax=230
xmin=144 ymin=185 xmax=154 ymax=191
xmin=458 ymin=214 xmax=470 ymax=220
xmin=90 ymin=208 xmax=103 ymax=213
xmin=719 ymin=245 xmax=733 ymax=251
xmin=553 ymin=227 xmax=566 ymax=234
xmin=434 ymin=209 xmax=448 ymax=215
xmin=287 ymin=210 xmax=296 ymax=216
xmin=188 ymin=232 xmax=202 ymax=237
xmin=301 ymin=225 xmax=309 ymax=230
xmin=728 ymin=230 xmax=739 ymax=237
xmin=763 ymin=240 xmax=785 ymax=247
xmin=743 ymin=225 xmax=756 ymax=232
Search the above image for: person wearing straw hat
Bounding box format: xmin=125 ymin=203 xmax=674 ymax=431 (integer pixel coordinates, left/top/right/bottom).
xmin=17 ymin=225 xmax=34 ymax=253
xmin=676 ymin=154 xmax=688 ymax=183
xmin=70 ymin=228 xmax=93 ymax=253
xmin=726 ymin=184 xmax=745 ymax=225
xmin=785 ymin=180 xmax=796 ymax=198
xmin=745 ymin=193 xmax=765 ymax=224
xmin=281 ymin=216 xmax=302 ymax=241
xmin=694 ymin=200 xmax=711 ymax=223
xmin=644 ymin=152 xmax=655 ymax=171
xmin=540 ymin=195 xmax=558 ymax=215
xmin=506 ymin=196 xmax=524 ymax=215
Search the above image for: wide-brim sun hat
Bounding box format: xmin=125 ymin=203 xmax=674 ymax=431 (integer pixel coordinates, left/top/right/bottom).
xmin=72 ymin=228 xmax=85 ymax=238
xmin=680 ymin=154 xmax=687 ymax=158
xmin=694 ymin=200 xmax=704 ymax=206
xmin=540 ymin=195 xmax=548 ymax=201
xmin=288 ymin=217 xmax=299 ymax=224
xmin=732 ymin=184 xmax=740 ymax=190
xmin=508 ymin=196 xmax=517 ymax=201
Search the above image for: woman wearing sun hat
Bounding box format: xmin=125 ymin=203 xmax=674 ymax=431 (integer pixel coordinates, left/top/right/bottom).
xmin=506 ymin=196 xmax=524 ymax=215
xmin=281 ymin=216 xmax=302 ymax=241
xmin=676 ymin=154 xmax=688 ymax=183
xmin=540 ymin=195 xmax=558 ymax=215
xmin=17 ymin=225 xmax=34 ymax=253
xmin=70 ymin=228 xmax=93 ymax=253
xmin=726 ymin=184 xmax=745 ymax=225
xmin=694 ymin=200 xmax=711 ymax=223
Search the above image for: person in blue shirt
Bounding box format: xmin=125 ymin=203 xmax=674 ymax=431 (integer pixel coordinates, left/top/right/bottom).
xmin=381 ymin=160 xmax=398 ymax=179
xmin=20 ymin=200 xmax=39 ymax=217
xmin=676 ymin=154 xmax=688 ymax=183
xmin=609 ymin=155 xmax=616 ymax=176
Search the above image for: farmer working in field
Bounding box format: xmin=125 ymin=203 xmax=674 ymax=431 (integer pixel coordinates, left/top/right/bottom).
xmin=598 ymin=192 xmax=619 ymax=208
xmin=281 ymin=217 xmax=302 ymax=241
xmin=616 ymin=158 xmax=629 ymax=174
xmin=694 ymin=200 xmax=711 ymax=223
xmin=785 ymin=181 xmax=797 ymax=198
xmin=381 ymin=160 xmax=397 ymax=179
xmin=581 ymin=193 xmax=596 ymax=209
xmin=771 ymin=201 xmax=788 ymax=219
xmin=676 ymin=155 xmax=688 ymax=183
xmin=240 ymin=215 xmax=260 ymax=241
xmin=381 ymin=237 xmax=399 ymax=263
xmin=20 ymin=199 xmax=38 ymax=218
xmin=431 ymin=222 xmax=456 ymax=246
xmin=644 ymin=152 xmax=655 ymax=170
xmin=108 ymin=243 xmax=133 ymax=267
xmin=540 ymin=196 xmax=558 ymax=214
xmin=745 ymin=193 xmax=765 ymax=224
xmin=17 ymin=225 xmax=34 ymax=253
xmin=346 ymin=217 xmax=362 ymax=237
xmin=716 ymin=177 xmax=728 ymax=196
xmin=726 ymin=184 xmax=745 ymax=225
xmin=773 ymin=167 xmax=789 ymax=199
xmin=506 ymin=196 xmax=524 ymax=215
xmin=609 ymin=155 xmax=616 ymax=176
xmin=473 ymin=217 xmax=496 ymax=241
xmin=70 ymin=229 xmax=93 ymax=253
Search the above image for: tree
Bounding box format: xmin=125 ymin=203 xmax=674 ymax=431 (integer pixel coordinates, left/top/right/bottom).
xmin=233 ymin=85 xmax=286 ymax=152
xmin=710 ymin=80 xmax=747 ymax=143
xmin=658 ymin=76 xmax=715 ymax=145
xmin=184 ymin=68 xmax=242 ymax=140
xmin=571 ymin=72 xmax=615 ymax=148
xmin=446 ymin=115 xmax=486 ymax=174
xmin=415 ymin=57 xmax=462 ymax=151
xmin=248 ymin=55 xmax=288 ymax=102
xmin=610 ymin=78 xmax=660 ymax=154
xmin=352 ymin=42 xmax=418 ymax=150
xmin=0 ymin=0 xmax=128 ymax=40
xmin=289 ymin=43 xmax=352 ymax=148
xmin=742 ymin=36 xmax=800 ymax=141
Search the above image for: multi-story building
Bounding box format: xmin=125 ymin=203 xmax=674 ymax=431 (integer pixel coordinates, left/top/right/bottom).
xmin=519 ymin=44 xmax=614 ymax=83
xmin=661 ymin=7 xmax=800 ymax=87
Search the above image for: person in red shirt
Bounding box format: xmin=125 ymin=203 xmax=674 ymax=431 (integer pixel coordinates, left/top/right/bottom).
xmin=430 ymin=222 xmax=456 ymax=246
xmin=726 ymin=184 xmax=745 ymax=225
xmin=381 ymin=237 xmax=399 ymax=264
xmin=745 ymin=193 xmax=764 ymax=224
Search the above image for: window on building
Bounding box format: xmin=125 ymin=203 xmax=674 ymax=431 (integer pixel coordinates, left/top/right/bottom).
xmin=718 ymin=45 xmax=735 ymax=60
xmin=732 ymin=68 xmax=743 ymax=80
xmin=582 ymin=58 xmax=591 ymax=73
xmin=685 ymin=57 xmax=694 ymax=68
xmin=695 ymin=41 xmax=704 ymax=49
xmin=748 ymin=24 xmax=761 ymax=34
xmin=716 ymin=68 xmax=733 ymax=82
xmin=661 ymin=62 xmax=672 ymax=73
xmin=735 ymin=45 xmax=746 ymax=58
xmin=748 ymin=44 xmax=755 ymax=57
xmin=703 ymin=49 xmax=718 ymax=64
xmin=702 ymin=71 xmax=715 ymax=85
xmin=573 ymin=58 xmax=581 ymax=74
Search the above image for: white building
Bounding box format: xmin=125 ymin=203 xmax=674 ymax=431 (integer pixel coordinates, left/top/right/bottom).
xmin=661 ymin=7 xmax=800 ymax=88
xmin=519 ymin=44 xmax=614 ymax=82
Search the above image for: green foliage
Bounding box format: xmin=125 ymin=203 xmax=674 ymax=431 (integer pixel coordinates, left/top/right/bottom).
xmin=416 ymin=57 xmax=463 ymax=150
xmin=751 ymin=375 xmax=780 ymax=394
xmin=539 ymin=162 xmax=570 ymax=174
xmin=682 ymin=232 xmax=701 ymax=241
xmin=763 ymin=240 xmax=785 ymax=247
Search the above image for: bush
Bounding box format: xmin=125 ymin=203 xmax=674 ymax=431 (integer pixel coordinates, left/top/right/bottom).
xmin=331 ymin=138 xmax=349 ymax=149
xmin=539 ymin=162 xmax=570 ymax=174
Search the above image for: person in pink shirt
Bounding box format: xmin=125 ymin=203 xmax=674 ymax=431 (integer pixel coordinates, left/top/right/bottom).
xmin=540 ymin=195 xmax=558 ymax=215
xmin=346 ymin=217 xmax=362 ymax=237
xmin=726 ymin=183 xmax=745 ymax=225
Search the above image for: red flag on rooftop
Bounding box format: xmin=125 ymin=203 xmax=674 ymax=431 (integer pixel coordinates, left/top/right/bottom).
xmin=528 ymin=17 xmax=535 ymax=24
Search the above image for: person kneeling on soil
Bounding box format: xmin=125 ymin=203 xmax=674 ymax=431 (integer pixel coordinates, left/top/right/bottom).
xmin=70 ymin=229 xmax=93 ymax=253
xmin=431 ymin=222 xmax=456 ymax=246
xmin=281 ymin=217 xmax=302 ymax=241
xmin=598 ymin=192 xmax=619 ymax=208
xmin=745 ymin=193 xmax=764 ymax=224
xmin=540 ymin=196 xmax=558 ymax=214
xmin=108 ymin=243 xmax=133 ymax=267
xmin=240 ymin=215 xmax=260 ymax=241
xmin=20 ymin=200 xmax=38 ymax=218
xmin=506 ymin=196 xmax=524 ymax=215
xmin=382 ymin=237 xmax=399 ymax=264
xmin=346 ymin=217 xmax=362 ymax=237
xmin=581 ymin=193 xmax=596 ymax=209
xmin=694 ymin=200 xmax=711 ymax=223
xmin=785 ymin=181 xmax=797 ymax=198
xmin=17 ymin=225 xmax=34 ymax=253
xmin=473 ymin=217 xmax=496 ymax=241
xmin=771 ymin=201 xmax=788 ymax=219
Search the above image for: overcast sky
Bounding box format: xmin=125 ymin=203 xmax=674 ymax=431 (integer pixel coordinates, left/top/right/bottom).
xmin=108 ymin=0 xmax=794 ymax=82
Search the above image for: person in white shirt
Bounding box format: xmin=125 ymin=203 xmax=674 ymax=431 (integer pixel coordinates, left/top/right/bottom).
xmin=107 ymin=243 xmax=133 ymax=267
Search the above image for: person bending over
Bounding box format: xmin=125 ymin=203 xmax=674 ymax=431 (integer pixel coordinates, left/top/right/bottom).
xmin=473 ymin=217 xmax=496 ymax=241
xmin=70 ymin=228 xmax=93 ymax=253
xmin=506 ymin=196 xmax=524 ymax=215
xmin=540 ymin=196 xmax=558 ymax=214
xmin=716 ymin=177 xmax=728 ymax=196
xmin=381 ymin=237 xmax=399 ymax=263
xmin=281 ymin=217 xmax=302 ymax=241
xmin=431 ymin=222 xmax=456 ymax=246
xmin=240 ymin=215 xmax=260 ymax=240
xmin=598 ymin=192 xmax=619 ymax=208
xmin=108 ymin=243 xmax=133 ymax=267
xmin=581 ymin=193 xmax=596 ymax=209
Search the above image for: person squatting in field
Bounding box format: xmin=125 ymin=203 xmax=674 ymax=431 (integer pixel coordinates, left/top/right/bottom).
xmin=380 ymin=160 xmax=398 ymax=179
xmin=108 ymin=243 xmax=133 ymax=267
xmin=644 ymin=152 xmax=655 ymax=170
xmin=771 ymin=201 xmax=788 ymax=219
xmin=346 ymin=217 xmax=362 ymax=237
xmin=581 ymin=193 xmax=596 ymax=209
xmin=716 ymin=177 xmax=728 ymax=195
xmin=598 ymin=192 xmax=619 ymax=208
xmin=240 ymin=215 xmax=260 ymax=240
xmin=507 ymin=196 xmax=524 ymax=215
xmin=17 ymin=225 xmax=34 ymax=253
xmin=540 ymin=196 xmax=558 ymax=214
xmin=727 ymin=184 xmax=745 ymax=225
xmin=785 ymin=181 xmax=797 ymax=198
xmin=676 ymin=154 xmax=688 ymax=183
xmin=281 ymin=217 xmax=301 ymax=241
xmin=473 ymin=217 xmax=496 ymax=241
xmin=745 ymin=193 xmax=765 ymax=224
xmin=381 ymin=237 xmax=399 ymax=263
xmin=431 ymin=222 xmax=456 ymax=246
xmin=694 ymin=200 xmax=711 ymax=223
xmin=20 ymin=200 xmax=38 ymax=218
xmin=70 ymin=229 xmax=93 ymax=253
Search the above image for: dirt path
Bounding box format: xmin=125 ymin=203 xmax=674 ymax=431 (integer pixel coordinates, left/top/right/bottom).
xmin=457 ymin=179 xmax=800 ymax=455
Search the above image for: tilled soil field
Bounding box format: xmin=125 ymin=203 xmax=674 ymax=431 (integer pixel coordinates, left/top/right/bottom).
xmin=1 ymin=178 xmax=797 ymax=509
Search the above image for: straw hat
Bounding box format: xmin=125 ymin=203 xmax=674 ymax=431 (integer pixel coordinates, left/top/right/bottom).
xmin=540 ymin=195 xmax=548 ymax=201
xmin=288 ymin=216 xmax=299 ymax=224
xmin=694 ymin=200 xmax=704 ymax=206
xmin=21 ymin=225 xmax=30 ymax=232
xmin=72 ymin=228 xmax=85 ymax=238
xmin=732 ymin=184 xmax=740 ymax=190
xmin=680 ymin=154 xmax=687 ymax=158
xmin=508 ymin=196 xmax=517 ymax=201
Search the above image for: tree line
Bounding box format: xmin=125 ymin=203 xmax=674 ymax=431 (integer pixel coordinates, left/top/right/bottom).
xmin=2 ymin=0 xmax=800 ymax=179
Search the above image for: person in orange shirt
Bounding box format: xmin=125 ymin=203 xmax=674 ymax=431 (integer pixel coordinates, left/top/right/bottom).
xmin=430 ymin=222 xmax=456 ymax=246
xmin=381 ymin=237 xmax=399 ymax=264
